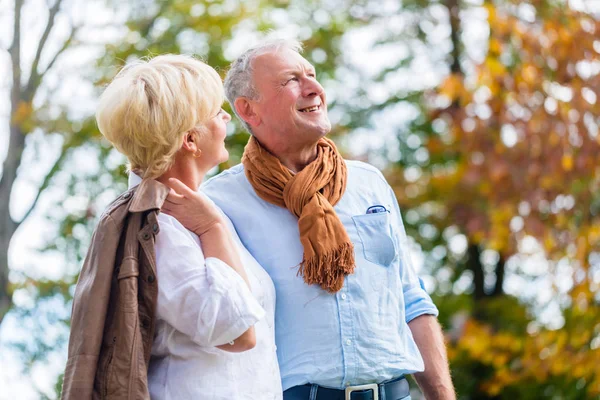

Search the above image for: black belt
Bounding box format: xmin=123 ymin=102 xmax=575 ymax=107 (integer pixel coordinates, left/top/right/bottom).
xmin=283 ymin=376 xmax=409 ymax=400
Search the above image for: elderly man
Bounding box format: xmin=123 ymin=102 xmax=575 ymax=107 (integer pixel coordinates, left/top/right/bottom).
xmin=203 ymin=40 xmax=455 ymax=399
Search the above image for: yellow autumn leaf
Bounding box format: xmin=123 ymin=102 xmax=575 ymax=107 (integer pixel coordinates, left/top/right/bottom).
xmin=587 ymin=227 xmax=600 ymax=244
xmin=439 ymin=74 xmax=463 ymax=102
xmin=485 ymin=57 xmax=506 ymax=78
xmin=489 ymin=38 xmax=502 ymax=54
xmin=562 ymin=154 xmax=574 ymax=171
xmin=484 ymin=3 xmax=496 ymax=24
xmin=12 ymin=101 xmax=33 ymax=125
xmin=543 ymin=234 xmax=556 ymax=251
xmin=540 ymin=176 xmax=554 ymax=189
xmin=522 ymin=64 xmax=538 ymax=85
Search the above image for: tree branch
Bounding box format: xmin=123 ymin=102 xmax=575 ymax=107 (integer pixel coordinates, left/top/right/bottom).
xmin=16 ymin=146 xmax=70 ymax=227
xmin=26 ymin=0 xmax=64 ymax=97
xmin=38 ymin=25 xmax=79 ymax=78
xmin=9 ymin=0 xmax=24 ymax=93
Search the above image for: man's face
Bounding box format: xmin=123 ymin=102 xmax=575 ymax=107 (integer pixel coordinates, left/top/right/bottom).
xmin=249 ymin=48 xmax=331 ymax=149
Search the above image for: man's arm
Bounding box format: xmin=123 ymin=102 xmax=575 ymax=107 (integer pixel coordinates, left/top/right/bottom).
xmin=408 ymin=314 xmax=456 ymax=400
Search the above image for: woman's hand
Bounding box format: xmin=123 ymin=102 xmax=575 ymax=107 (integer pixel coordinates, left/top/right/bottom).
xmin=161 ymin=178 xmax=224 ymax=236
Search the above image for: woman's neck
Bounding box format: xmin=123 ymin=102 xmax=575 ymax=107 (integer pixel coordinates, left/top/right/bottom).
xmin=156 ymin=160 xmax=206 ymax=191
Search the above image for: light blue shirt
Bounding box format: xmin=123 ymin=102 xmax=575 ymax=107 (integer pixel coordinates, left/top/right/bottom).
xmin=203 ymin=159 xmax=439 ymax=391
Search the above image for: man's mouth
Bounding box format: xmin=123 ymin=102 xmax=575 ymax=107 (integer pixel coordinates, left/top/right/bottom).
xmin=298 ymin=105 xmax=321 ymax=113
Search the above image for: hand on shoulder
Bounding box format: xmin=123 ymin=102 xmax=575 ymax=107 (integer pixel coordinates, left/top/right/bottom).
xmin=161 ymin=178 xmax=224 ymax=236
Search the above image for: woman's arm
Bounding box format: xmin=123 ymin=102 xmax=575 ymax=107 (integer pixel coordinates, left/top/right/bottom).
xmin=197 ymin=222 xmax=251 ymax=287
xmin=162 ymin=178 xmax=257 ymax=352
xmin=200 ymin=223 xmax=255 ymax=351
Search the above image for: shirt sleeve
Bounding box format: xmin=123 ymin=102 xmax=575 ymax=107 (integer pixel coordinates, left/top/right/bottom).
xmin=154 ymin=217 xmax=265 ymax=347
xmin=386 ymin=185 xmax=439 ymax=323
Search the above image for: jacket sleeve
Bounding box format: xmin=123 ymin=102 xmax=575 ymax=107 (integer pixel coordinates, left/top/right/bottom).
xmin=154 ymin=217 xmax=265 ymax=347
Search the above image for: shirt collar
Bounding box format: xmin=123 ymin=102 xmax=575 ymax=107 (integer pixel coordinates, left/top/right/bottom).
xmin=128 ymin=171 xmax=142 ymax=189
xmin=127 ymin=172 xmax=170 ymax=213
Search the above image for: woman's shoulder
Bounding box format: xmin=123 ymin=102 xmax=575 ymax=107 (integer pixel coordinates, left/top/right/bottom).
xmin=155 ymin=212 xmax=203 ymax=252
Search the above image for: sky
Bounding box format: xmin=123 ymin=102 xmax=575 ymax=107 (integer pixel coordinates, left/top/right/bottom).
xmin=1 ymin=0 xmax=599 ymax=398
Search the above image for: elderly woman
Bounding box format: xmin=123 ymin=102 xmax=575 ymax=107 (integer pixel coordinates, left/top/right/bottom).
xmin=61 ymin=55 xmax=281 ymax=399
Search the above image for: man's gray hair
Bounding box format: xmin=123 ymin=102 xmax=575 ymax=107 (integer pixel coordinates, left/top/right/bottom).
xmin=224 ymin=39 xmax=304 ymax=133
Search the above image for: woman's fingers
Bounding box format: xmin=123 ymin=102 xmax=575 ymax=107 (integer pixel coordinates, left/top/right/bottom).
xmin=167 ymin=178 xmax=195 ymax=197
xmin=166 ymin=188 xmax=185 ymax=205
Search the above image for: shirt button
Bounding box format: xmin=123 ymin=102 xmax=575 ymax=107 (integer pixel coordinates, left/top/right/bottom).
xmin=346 ymin=339 xmax=352 ymax=346
xmin=152 ymin=223 xmax=159 ymax=233
xmin=147 ymin=274 xmax=155 ymax=283
xmin=345 ymin=382 xmax=351 ymax=387
xmin=341 ymin=293 xmax=347 ymax=300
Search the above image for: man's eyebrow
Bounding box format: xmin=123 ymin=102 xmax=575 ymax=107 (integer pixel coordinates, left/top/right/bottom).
xmin=279 ymin=69 xmax=297 ymax=75
xmin=304 ymin=64 xmax=316 ymax=74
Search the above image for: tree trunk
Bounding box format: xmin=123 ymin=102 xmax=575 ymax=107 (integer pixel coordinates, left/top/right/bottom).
xmin=0 ymin=0 xmax=25 ymax=325
xmin=492 ymin=256 xmax=505 ymax=296
xmin=467 ymin=244 xmax=485 ymax=300
xmin=0 ymin=229 xmax=12 ymax=323
xmin=0 ymin=121 xmax=25 ymax=324
xmin=0 ymin=0 xmax=73 ymax=326
xmin=446 ymin=0 xmax=462 ymax=75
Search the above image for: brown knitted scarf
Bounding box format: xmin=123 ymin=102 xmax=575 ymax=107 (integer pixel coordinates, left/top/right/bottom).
xmin=242 ymin=136 xmax=355 ymax=293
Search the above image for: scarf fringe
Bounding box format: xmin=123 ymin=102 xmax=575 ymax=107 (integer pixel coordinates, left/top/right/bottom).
xmin=298 ymin=242 xmax=355 ymax=293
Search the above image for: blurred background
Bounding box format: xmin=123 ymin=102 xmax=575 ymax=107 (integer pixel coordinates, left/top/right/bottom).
xmin=1 ymin=0 xmax=599 ymax=398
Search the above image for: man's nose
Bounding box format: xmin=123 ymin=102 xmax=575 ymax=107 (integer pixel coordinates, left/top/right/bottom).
xmin=303 ymin=76 xmax=324 ymax=98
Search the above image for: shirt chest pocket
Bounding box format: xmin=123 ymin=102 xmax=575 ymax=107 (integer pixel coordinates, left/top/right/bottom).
xmin=351 ymin=212 xmax=397 ymax=267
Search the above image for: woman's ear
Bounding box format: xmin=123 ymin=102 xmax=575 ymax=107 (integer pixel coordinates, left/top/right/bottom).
xmin=181 ymin=130 xmax=199 ymax=154
xmin=234 ymin=97 xmax=261 ymax=128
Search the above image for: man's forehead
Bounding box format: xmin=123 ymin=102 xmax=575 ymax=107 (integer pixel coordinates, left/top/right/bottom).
xmin=254 ymin=49 xmax=313 ymax=74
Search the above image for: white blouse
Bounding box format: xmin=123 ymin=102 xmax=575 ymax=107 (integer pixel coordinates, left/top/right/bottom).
xmin=129 ymin=175 xmax=281 ymax=399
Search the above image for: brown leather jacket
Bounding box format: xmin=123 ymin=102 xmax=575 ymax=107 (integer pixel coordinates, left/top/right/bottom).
xmin=61 ymin=179 xmax=169 ymax=399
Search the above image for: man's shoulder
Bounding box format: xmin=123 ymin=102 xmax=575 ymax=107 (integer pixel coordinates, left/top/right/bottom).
xmin=202 ymin=160 xmax=388 ymax=189
xmin=203 ymin=163 xmax=246 ymax=190
xmin=345 ymin=159 xmax=388 ymax=185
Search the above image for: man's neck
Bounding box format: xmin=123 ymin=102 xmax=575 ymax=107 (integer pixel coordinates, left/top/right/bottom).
xmin=255 ymin=137 xmax=319 ymax=173
xmin=276 ymin=145 xmax=319 ymax=173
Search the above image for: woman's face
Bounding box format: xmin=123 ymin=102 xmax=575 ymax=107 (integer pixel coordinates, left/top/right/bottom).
xmin=196 ymin=108 xmax=231 ymax=169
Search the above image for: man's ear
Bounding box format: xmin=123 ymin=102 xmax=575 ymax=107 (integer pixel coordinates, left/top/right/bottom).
xmin=234 ymin=97 xmax=261 ymax=128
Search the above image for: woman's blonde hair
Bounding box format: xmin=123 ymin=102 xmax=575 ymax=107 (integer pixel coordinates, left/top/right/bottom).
xmin=96 ymin=54 xmax=224 ymax=178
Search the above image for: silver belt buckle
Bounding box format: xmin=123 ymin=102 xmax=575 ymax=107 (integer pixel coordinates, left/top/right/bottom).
xmin=344 ymin=383 xmax=379 ymax=400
